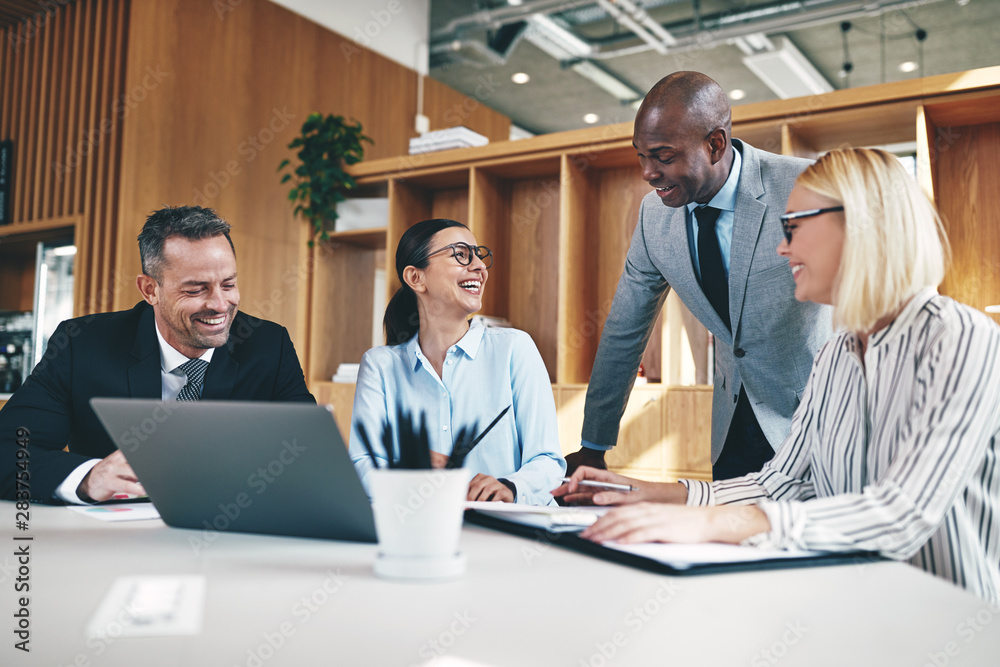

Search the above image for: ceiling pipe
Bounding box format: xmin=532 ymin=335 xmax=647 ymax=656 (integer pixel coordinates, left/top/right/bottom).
xmin=431 ymin=0 xmax=582 ymax=40
xmin=596 ymin=0 xmax=669 ymax=55
xmin=607 ymin=0 xmax=678 ymax=47
xmin=432 ymin=0 xmax=946 ymax=62
xmin=586 ymin=0 xmax=945 ymax=60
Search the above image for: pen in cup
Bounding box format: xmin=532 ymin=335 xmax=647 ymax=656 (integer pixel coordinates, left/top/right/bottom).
xmin=560 ymin=478 xmax=635 ymax=492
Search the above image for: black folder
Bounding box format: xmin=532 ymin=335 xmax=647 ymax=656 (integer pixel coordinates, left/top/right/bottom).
xmin=465 ymin=508 xmax=879 ymax=576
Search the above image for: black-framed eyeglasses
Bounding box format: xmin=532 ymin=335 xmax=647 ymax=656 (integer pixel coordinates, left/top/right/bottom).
xmin=427 ymin=242 xmax=493 ymax=269
xmin=779 ymin=207 xmax=844 ymax=244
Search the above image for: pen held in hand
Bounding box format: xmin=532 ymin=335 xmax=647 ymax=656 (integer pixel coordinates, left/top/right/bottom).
xmin=446 ymin=405 xmax=511 ymax=469
xmin=561 ymin=478 xmax=635 ymax=493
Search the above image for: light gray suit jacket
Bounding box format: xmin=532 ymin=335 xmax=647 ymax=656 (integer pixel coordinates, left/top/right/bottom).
xmin=582 ymin=139 xmax=834 ymax=462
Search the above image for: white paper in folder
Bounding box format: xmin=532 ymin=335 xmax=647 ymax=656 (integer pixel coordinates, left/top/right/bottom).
xmin=465 ymin=501 xmax=609 ymax=532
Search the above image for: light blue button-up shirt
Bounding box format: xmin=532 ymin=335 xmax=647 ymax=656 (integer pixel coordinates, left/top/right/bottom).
xmin=349 ymin=324 xmax=566 ymax=505
xmin=686 ymin=144 xmax=742 ymax=281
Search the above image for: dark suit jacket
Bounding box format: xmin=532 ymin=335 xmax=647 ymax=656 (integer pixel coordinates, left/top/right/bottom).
xmin=0 ymin=302 xmax=315 ymax=501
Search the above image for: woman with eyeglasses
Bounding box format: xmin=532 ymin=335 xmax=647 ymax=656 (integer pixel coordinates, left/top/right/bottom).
xmin=349 ymin=218 xmax=566 ymax=504
xmin=554 ymin=148 xmax=1000 ymax=602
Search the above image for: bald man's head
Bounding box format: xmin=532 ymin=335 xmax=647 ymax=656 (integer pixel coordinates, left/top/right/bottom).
xmin=632 ymin=72 xmax=735 ymax=208
xmin=638 ymin=71 xmax=732 ymax=137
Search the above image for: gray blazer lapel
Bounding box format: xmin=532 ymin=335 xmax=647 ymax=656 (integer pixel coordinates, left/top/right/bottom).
xmin=664 ymin=203 xmax=732 ymax=343
xmin=728 ymin=141 xmax=767 ymax=337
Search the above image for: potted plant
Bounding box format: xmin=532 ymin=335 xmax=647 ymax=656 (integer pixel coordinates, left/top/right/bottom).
xmin=278 ymin=112 xmax=373 ymax=246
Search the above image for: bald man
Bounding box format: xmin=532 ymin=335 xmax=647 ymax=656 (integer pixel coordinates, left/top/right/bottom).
xmin=567 ymin=72 xmax=833 ymax=480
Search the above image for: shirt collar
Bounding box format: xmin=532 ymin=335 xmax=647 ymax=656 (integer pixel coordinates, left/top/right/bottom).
xmin=686 ymin=144 xmax=742 ymax=216
xmin=154 ymin=319 xmax=214 ymax=373
xmin=405 ymin=322 xmax=486 ymax=371
xmin=455 ymin=322 xmax=485 ymax=358
xmin=866 ymin=286 xmax=939 ymax=349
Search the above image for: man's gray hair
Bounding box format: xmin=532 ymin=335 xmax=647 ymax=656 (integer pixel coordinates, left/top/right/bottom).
xmin=138 ymin=206 xmax=234 ymax=281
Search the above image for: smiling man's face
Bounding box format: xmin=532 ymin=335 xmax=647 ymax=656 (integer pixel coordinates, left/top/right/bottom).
xmin=632 ymin=103 xmax=722 ymax=209
xmin=143 ymin=234 xmax=240 ymax=358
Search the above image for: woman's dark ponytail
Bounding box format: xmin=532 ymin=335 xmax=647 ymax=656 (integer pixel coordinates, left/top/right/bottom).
xmin=384 ymin=285 xmax=419 ymax=346
xmin=383 ymin=218 xmax=467 ymax=345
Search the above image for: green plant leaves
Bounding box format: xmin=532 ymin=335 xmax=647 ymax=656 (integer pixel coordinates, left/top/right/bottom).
xmin=278 ymin=112 xmax=373 ymax=246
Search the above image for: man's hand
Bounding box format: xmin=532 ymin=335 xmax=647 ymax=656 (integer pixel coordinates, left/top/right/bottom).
xmin=552 ymin=466 xmax=686 ymax=506
xmin=77 ymin=450 xmax=145 ymax=502
xmin=467 ymin=474 xmax=514 ymax=502
xmin=580 ymin=503 xmax=771 ymax=545
xmin=565 ymin=448 xmax=608 ymax=475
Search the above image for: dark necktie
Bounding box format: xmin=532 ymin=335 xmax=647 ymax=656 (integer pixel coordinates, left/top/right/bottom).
xmin=175 ymin=358 xmax=209 ymax=402
xmin=695 ymin=205 xmax=731 ymax=331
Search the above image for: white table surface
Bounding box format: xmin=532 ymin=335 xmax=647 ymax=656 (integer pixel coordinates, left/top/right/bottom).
xmin=2 ymin=503 xmax=999 ymax=667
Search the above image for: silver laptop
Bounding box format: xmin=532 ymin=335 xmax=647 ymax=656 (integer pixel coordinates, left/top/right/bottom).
xmin=90 ymin=398 xmax=376 ymax=543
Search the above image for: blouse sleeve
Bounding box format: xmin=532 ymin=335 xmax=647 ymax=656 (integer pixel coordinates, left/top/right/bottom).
xmin=748 ymin=312 xmax=1000 ymax=558
xmin=348 ymin=350 xmax=391 ymax=494
xmin=681 ymin=341 xmax=830 ymax=508
xmin=502 ymin=332 xmax=567 ymax=505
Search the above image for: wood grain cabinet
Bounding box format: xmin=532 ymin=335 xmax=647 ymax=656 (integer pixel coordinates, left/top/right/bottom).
xmin=310 ymin=66 xmax=1000 ymax=482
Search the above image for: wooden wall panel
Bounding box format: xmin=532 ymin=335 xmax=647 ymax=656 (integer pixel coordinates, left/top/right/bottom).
xmin=469 ymin=168 xmax=510 ymax=322
xmin=423 ymin=75 xmax=511 ymax=143
xmin=934 ymin=121 xmax=1000 ymax=312
xmin=558 ymin=155 xmax=598 ymax=384
xmin=0 ymin=0 xmax=127 ymax=317
xmin=308 ymin=242 xmax=376 ymax=385
xmin=506 ymin=178 xmax=560 ymax=381
xmin=115 ymin=0 xmax=511 ymax=354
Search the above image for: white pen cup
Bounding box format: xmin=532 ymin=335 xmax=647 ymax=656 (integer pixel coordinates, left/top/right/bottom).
xmin=368 ymin=468 xmax=471 ymax=580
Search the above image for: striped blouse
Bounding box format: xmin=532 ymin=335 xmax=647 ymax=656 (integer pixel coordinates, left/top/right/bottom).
xmin=683 ymin=288 xmax=1000 ymax=603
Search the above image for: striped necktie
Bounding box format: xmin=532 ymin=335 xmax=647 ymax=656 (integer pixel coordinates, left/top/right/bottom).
xmin=175 ymin=358 xmax=209 ymax=402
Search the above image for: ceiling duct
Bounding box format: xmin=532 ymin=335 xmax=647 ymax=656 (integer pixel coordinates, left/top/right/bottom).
xmin=738 ymin=35 xmax=834 ymax=98
xmin=525 ymin=13 xmax=594 ymax=59
xmin=430 ymin=20 xmax=528 ymax=69
xmin=523 ymin=12 xmax=641 ymax=103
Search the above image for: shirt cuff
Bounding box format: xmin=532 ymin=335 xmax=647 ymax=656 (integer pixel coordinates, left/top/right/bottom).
xmin=680 ymin=479 xmax=715 ymax=506
xmin=54 ymin=459 xmax=101 ymax=504
xmin=740 ymin=500 xmax=805 ymax=551
xmin=581 ymin=439 xmax=613 ymax=452
xmin=497 ymin=478 xmax=518 ymax=502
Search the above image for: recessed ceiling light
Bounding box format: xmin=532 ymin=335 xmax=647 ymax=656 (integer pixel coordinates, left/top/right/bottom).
xmin=899 ymin=61 xmax=918 ymax=73
xmin=508 ymin=0 xmax=524 ymax=5
xmin=729 ymin=89 xmax=746 ymax=101
xmin=583 ymin=113 xmax=599 ymax=124
xmin=511 ymin=72 xmax=530 ymax=84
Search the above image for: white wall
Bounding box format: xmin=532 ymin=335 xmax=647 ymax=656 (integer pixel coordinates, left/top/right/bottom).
xmin=271 ymin=0 xmax=430 ymax=74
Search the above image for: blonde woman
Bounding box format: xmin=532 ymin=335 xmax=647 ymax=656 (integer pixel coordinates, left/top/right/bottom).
xmin=555 ymin=148 xmax=1000 ymax=603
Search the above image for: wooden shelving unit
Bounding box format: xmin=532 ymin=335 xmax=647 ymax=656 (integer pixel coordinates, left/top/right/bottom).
xmin=310 ymin=66 xmax=1000 ymax=483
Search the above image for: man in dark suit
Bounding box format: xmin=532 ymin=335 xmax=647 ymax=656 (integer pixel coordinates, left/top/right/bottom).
xmin=565 ymin=72 xmax=833 ymax=480
xmin=0 ymin=206 xmax=314 ymax=503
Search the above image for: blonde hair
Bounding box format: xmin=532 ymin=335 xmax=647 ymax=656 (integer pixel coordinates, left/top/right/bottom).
xmin=795 ymin=148 xmax=950 ymax=332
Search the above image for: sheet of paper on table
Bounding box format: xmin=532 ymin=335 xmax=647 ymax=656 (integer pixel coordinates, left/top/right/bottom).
xmin=67 ymin=503 xmax=161 ymax=522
